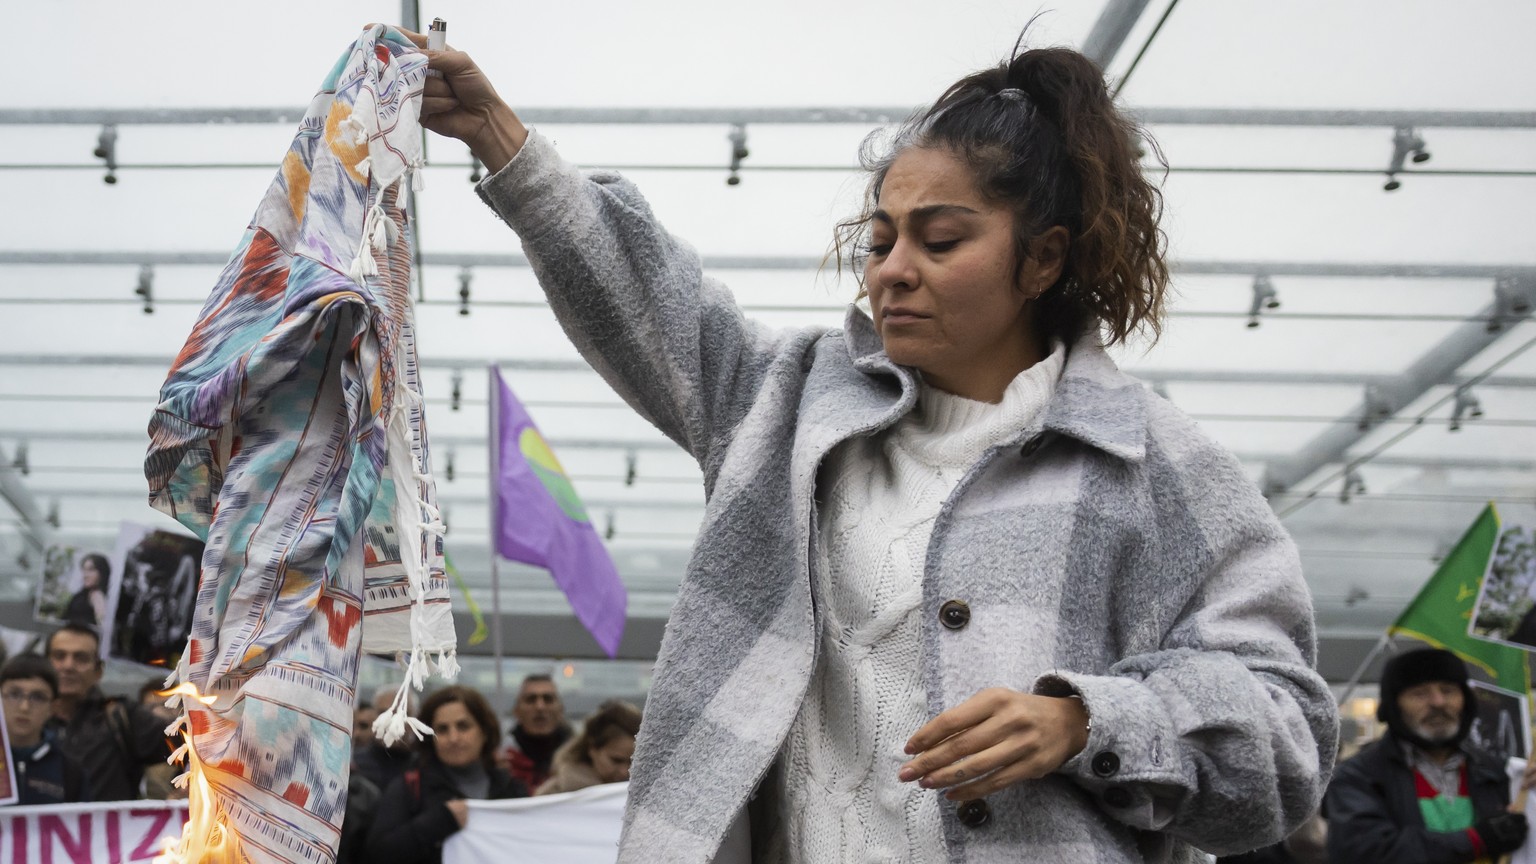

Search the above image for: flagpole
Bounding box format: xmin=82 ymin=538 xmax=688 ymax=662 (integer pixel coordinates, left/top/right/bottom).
xmin=1337 ymin=632 xmax=1394 ymax=706
xmin=488 ymin=365 xmax=505 ymax=708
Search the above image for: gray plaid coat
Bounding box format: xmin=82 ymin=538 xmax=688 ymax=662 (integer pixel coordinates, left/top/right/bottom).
xmin=478 ymin=132 xmax=1338 ymax=864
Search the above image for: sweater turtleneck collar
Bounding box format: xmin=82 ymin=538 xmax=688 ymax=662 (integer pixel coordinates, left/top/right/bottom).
xmin=897 ymin=341 xmax=1067 ymax=468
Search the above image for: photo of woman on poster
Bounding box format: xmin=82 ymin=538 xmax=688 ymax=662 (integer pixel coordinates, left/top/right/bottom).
xmin=61 ymin=554 xmax=109 ymax=629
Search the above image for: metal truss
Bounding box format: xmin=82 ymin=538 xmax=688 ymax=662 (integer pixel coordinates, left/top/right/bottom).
xmin=2 ymin=107 xmax=1534 ymax=128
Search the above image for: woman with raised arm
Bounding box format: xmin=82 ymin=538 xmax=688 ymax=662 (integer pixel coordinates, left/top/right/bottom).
xmin=408 ymin=28 xmax=1338 ymax=864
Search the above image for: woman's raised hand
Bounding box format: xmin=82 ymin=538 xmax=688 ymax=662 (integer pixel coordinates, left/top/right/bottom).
xmin=898 ymin=688 xmax=1090 ymax=800
xmin=396 ymin=27 xmax=528 ymax=174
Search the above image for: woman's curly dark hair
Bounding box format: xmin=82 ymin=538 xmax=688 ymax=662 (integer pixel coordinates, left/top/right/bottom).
xmin=834 ymin=38 xmax=1169 ymax=347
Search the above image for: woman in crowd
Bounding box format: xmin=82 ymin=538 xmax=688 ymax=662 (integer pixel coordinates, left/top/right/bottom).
xmin=536 ymin=699 xmax=642 ymax=795
xmin=407 ymin=27 xmax=1337 ymax=864
xmin=366 ymin=685 xmax=527 ymax=864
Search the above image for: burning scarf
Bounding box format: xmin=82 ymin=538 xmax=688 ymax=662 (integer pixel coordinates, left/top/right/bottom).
xmin=146 ymin=25 xmax=455 ymax=864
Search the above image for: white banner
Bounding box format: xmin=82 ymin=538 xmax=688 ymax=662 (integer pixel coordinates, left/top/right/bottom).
xmin=0 ymin=800 xmax=187 ymax=863
xmin=445 ymin=783 xmax=627 ymax=864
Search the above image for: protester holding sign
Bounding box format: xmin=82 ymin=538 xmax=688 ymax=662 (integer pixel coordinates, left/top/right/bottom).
xmin=366 ymin=686 xmax=528 ymax=864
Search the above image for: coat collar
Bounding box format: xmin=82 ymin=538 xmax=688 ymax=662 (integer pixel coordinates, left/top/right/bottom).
xmin=842 ymin=306 xmax=1147 ymax=463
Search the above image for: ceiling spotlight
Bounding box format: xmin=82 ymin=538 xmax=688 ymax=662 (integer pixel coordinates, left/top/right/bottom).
xmin=1489 ymin=276 xmax=1535 ymax=333
xmin=1340 ymin=467 xmax=1366 ymax=504
xmin=445 ymin=450 xmax=456 ymax=482
xmin=93 ymin=124 xmax=119 ymax=185
xmin=469 ymin=153 xmax=483 ymax=184
xmin=726 ymin=124 xmax=749 ymax=186
xmin=624 ymin=450 xmax=638 ymax=487
xmin=450 ymin=370 xmax=463 ymax=411
xmin=11 ymin=442 xmax=28 ymax=477
xmin=604 ymin=510 xmax=616 ymax=540
xmin=1449 ymin=385 xmax=1484 ymax=431
xmin=1246 ymin=274 xmax=1279 ymax=328
xmin=1357 ymin=384 xmax=1394 ymax=431
xmin=1383 ymin=125 xmax=1429 ymax=192
xmin=458 ymin=267 xmax=473 ymax=316
xmin=441 ymin=506 xmax=451 ymax=536
xmin=135 ymin=264 xmax=154 ymax=314
xmin=1344 ymin=586 xmax=1369 ymax=608
xmin=46 ymin=500 xmax=60 ymax=529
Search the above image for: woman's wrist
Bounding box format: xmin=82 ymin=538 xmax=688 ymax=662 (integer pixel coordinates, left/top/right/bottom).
xmin=469 ymin=103 xmax=528 ymax=176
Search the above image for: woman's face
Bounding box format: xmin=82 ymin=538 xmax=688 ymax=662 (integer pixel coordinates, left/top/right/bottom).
xmin=431 ymin=701 xmax=486 ymax=769
xmin=588 ymin=733 xmax=635 ymax=784
xmin=864 ymin=147 xmax=1065 ymax=401
xmin=80 ymin=559 xmax=101 ymax=589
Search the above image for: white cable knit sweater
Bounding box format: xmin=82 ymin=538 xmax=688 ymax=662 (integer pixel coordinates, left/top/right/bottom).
xmin=781 ymin=342 xmax=1066 ymax=862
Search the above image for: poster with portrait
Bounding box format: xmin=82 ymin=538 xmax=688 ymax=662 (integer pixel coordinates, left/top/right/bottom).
xmin=1468 ymin=523 xmax=1536 ymax=648
xmin=33 ymin=545 xmax=113 ymax=630
xmin=103 ymin=522 xmax=203 ymax=669
xmin=1467 ymin=680 xmax=1531 ymax=763
xmin=0 ymin=695 xmax=18 ymax=806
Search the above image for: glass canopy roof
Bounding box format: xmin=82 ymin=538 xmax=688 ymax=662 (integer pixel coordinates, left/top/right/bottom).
xmin=1 ymin=0 xmax=1532 ymax=688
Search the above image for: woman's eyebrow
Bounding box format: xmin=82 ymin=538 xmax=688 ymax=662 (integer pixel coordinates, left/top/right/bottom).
xmin=872 ymin=204 xmax=980 ymax=226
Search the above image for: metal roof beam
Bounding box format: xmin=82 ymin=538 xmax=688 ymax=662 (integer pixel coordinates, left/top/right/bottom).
xmin=0 ymin=443 xmax=50 ymax=555
xmin=2 ymin=107 xmax=1533 ymax=129
xmin=0 ymin=428 xmax=682 ymax=452
xmin=3 ymin=250 xmax=1530 ymax=281
xmin=1140 ymin=370 xmax=1536 ymax=389
xmin=0 ymin=355 xmax=1532 ymax=391
xmin=25 ymin=486 xmax=703 ymax=511
xmin=1262 ymin=284 xmax=1535 ymax=495
xmin=1236 ymin=454 xmax=1536 ymax=472
xmin=1081 ymin=0 xmax=1155 ymax=68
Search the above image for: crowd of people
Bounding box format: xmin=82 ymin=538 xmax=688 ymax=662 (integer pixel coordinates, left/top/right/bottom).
xmin=0 ymin=625 xmax=640 ymax=864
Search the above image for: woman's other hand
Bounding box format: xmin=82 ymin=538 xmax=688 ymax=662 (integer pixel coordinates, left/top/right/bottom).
xmin=445 ymin=799 xmax=470 ymax=828
xmin=396 ymin=27 xmax=528 ymax=173
xmin=898 ymin=688 xmax=1089 ymax=800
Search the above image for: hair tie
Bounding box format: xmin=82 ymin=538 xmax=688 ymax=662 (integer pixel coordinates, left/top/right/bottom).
xmin=996 ymin=88 xmax=1028 ymax=103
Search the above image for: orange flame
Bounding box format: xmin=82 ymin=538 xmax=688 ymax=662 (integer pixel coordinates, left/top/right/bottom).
xmin=152 ymin=684 xmax=243 ymax=864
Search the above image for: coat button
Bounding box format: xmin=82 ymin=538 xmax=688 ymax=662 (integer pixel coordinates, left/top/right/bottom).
xmin=1091 ymin=751 xmax=1120 ymax=778
xmin=1103 ymin=787 xmax=1132 ymax=809
xmin=957 ymin=799 xmax=991 ymax=828
xmin=939 ymin=600 xmax=971 ymax=630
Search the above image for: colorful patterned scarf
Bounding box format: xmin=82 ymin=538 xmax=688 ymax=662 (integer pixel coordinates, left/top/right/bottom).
xmin=146 ymin=25 xmax=455 ymax=864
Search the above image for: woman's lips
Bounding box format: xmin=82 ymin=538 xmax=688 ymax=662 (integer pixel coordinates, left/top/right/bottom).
xmin=882 ymin=308 xmax=929 ymax=325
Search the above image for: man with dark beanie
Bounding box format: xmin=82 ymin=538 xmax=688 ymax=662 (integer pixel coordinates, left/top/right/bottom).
xmin=1325 ymin=647 xmax=1529 ymax=862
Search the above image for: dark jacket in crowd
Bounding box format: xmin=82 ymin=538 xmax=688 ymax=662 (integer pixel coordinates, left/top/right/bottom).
xmin=11 ymin=729 xmax=90 ymax=806
xmin=1323 ymin=730 xmax=1509 ymax=863
xmin=336 ymin=772 xmax=382 ymax=864
xmin=504 ymin=724 xmax=570 ymax=793
xmin=353 ymin=740 xmax=418 ymax=792
xmin=47 ymin=687 xmax=173 ymax=801
xmin=365 ymin=753 xmax=528 ymax=864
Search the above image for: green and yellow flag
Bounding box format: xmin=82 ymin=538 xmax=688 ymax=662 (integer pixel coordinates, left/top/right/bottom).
xmin=1389 ymin=503 xmax=1529 ymax=694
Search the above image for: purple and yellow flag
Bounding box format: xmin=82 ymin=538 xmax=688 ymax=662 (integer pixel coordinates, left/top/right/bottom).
xmin=492 ymin=367 xmax=627 ymax=656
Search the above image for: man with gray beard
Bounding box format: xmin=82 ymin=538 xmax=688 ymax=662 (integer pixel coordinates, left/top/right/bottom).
xmin=1325 ymin=648 xmax=1529 ymax=862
